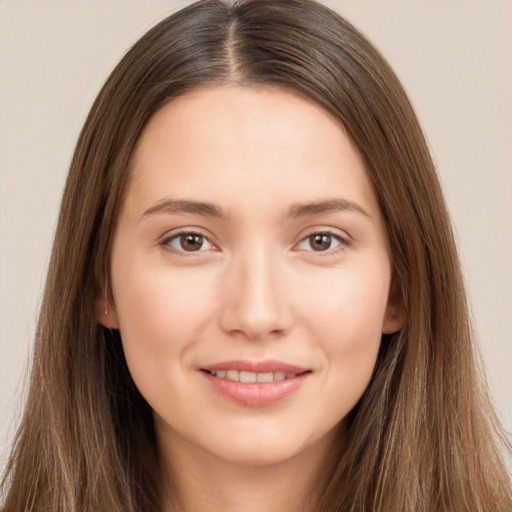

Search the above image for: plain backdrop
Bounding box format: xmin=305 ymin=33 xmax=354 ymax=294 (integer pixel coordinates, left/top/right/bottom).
xmin=1 ymin=0 xmax=511 ymax=470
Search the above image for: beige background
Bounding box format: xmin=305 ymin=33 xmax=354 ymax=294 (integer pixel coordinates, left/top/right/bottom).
xmin=1 ymin=0 xmax=511 ymax=469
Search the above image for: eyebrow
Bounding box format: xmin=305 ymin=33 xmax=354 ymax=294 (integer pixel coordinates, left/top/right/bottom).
xmin=140 ymin=199 xmax=224 ymax=220
xmin=288 ymin=198 xmax=371 ymax=219
xmin=140 ymin=197 xmax=371 ymax=221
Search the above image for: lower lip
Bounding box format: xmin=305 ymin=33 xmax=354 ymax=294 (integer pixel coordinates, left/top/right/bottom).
xmin=201 ymin=372 xmax=309 ymax=407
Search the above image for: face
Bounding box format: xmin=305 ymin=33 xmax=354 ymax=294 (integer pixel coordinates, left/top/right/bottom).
xmin=99 ymin=85 xmax=404 ymax=468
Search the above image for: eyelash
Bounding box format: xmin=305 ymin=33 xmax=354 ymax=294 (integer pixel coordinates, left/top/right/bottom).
xmin=296 ymin=230 xmax=349 ymax=255
xmin=160 ymin=230 xmax=216 ymax=255
xmin=160 ymin=229 xmax=350 ymax=256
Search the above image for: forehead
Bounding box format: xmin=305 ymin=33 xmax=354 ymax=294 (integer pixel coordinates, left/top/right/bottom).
xmin=124 ymin=84 xmax=379 ymax=220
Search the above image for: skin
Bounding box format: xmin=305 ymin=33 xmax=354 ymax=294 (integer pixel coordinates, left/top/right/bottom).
xmin=97 ymin=85 xmax=405 ymax=512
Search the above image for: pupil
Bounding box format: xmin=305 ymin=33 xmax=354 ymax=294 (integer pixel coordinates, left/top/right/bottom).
xmin=311 ymin=234 xmax=331 ymax=251
xmin=181 ymin=234 xmax=203 ymax=251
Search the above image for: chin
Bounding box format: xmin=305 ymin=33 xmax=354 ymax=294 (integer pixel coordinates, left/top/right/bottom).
xmin=193 ymin=420 xmax=341 ymax=469
xmin=214 ymin=442 xmax=303 ymax=467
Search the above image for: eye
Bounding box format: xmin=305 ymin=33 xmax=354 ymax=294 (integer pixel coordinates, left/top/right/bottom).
xmin=297 ymin=232 xmax=345 ymax=253
xmin=164 ymin=232 xmax=215 ymax=253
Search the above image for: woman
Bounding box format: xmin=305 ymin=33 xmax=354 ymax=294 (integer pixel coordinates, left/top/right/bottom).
xmin=2 ymin=0 xmax=511 ymax=510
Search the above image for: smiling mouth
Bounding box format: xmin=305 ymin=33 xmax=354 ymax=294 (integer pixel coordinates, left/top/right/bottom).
xmin=200 ymin=362 xmax=311 ymax=406
xmin=202 ymin=369 xmax=310 ymax=383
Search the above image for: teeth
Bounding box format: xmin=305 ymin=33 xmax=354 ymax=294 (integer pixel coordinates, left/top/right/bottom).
xmin=256 ymin=372 xmax=273 ymax=383
xmin=239 ymin=371 xmax=257 ymax=383
xmin=226 ymin=370 xmax=239 ymax=381
xmin=208 ymin=369 xmax=299 ymax=382
xmin=273 ymin=371 xmax=286 ymax=381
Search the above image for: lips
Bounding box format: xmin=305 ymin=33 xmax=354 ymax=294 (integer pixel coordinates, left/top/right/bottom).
xmin=200 ymin=360 xmax=311 ymax=407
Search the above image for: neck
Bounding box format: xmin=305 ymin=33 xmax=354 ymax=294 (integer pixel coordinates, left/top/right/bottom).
xmin=159 ymin=426 xmax=343 ymax=512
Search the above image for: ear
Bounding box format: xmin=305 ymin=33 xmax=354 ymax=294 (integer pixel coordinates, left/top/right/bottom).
xmin=94 ymin=281 xmax=120 ymax=329
xmin=382 ymin=273 xmax=407 ymax=334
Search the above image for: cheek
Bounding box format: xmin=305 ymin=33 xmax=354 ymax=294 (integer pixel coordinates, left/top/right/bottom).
xmin=297 ymin=262 xmax=390 ymax=390
xmin=299 ymin=262 xmax=390 ymax=341
xmin=110 ymin=252 xmax=218 ymax=373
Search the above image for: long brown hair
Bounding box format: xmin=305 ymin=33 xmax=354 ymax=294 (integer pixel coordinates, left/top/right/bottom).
xmin=2 ymin=1 xmax=511 ymax=510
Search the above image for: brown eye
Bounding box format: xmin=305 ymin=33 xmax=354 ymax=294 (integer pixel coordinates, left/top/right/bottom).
xmin=309 ymin=233 xmax=333 ymax=251
xmin=180 ymin=233 xmax=204 ymax=251
xmin=166 ymin=232 xmax=214 ymax=253
xmin=297 ymin=232 xmax=344 ymax=253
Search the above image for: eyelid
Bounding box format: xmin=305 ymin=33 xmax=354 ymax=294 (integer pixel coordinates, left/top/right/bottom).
xmin=159 ymin=228 xmax=218 ymax=254
xmin=158 ymin=226 xmax=350 ymax=255
xmin=294 ymin=227 xmax=351 ymax=254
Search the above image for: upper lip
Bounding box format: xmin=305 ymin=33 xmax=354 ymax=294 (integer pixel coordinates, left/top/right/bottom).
xmin=200 ymin=359 xmax=310 ymax=374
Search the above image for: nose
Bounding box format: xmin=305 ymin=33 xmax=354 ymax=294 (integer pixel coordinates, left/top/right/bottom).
xmin=218 ymin=246 xmax=292 ymax=341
